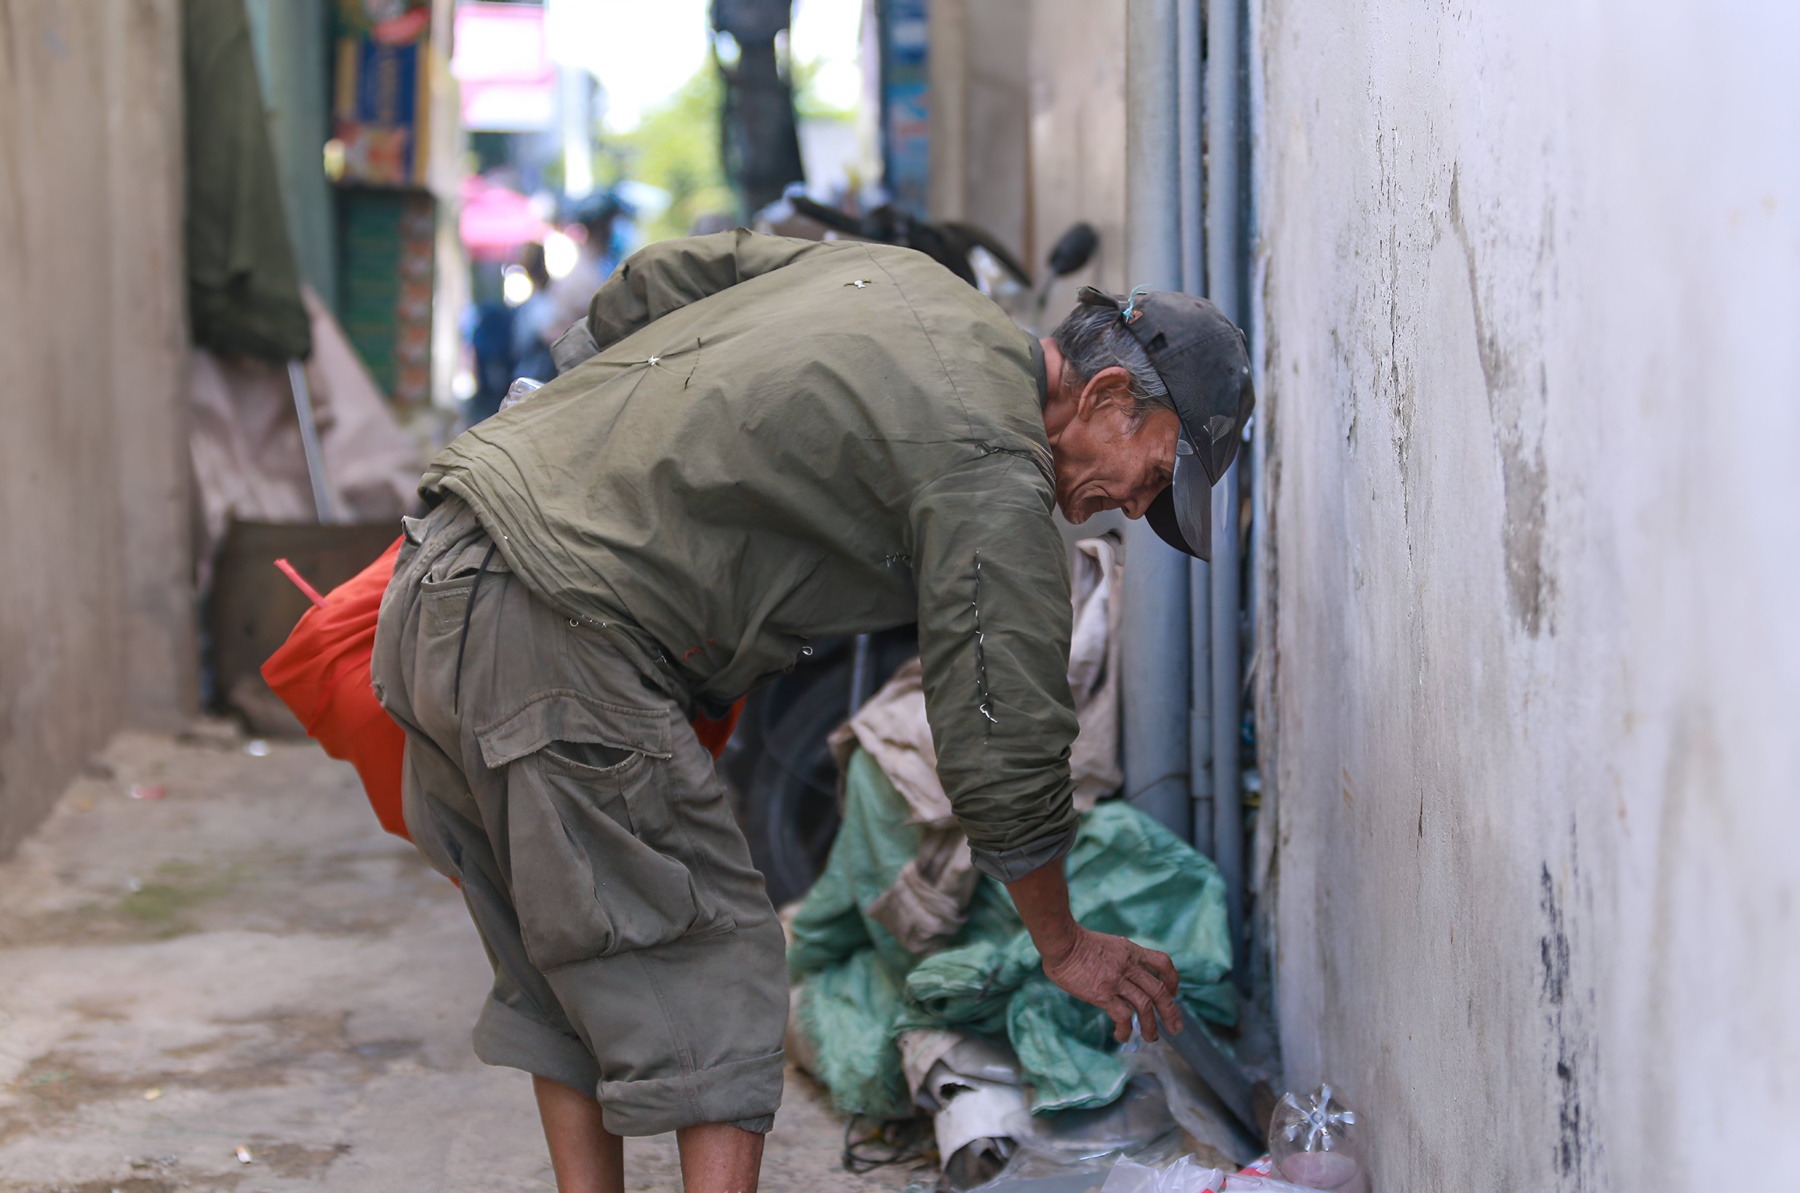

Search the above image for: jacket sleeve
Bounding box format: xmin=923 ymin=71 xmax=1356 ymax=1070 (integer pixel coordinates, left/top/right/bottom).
xmin=908 ymin=452 xmax=1082 ymax=882
xmin=556 ymin=230 xmax=835 ymax=364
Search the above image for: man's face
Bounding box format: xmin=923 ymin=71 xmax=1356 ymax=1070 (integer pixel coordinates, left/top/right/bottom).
xmin=1049 ymin=369 xmax=1183 ymax=524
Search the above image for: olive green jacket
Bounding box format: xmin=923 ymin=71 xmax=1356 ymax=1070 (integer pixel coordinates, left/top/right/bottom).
xmin=421 ymin=231 xmax=1079 ymax=880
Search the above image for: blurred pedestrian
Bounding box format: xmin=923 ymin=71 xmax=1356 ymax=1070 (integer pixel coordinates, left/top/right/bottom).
xmin=512 ymin=242 xmax=559 ymax=385
xmin=465 ymin=292 xmax=516 ymax=426
xmin=548 ymin=192 xmax=626 ymax=336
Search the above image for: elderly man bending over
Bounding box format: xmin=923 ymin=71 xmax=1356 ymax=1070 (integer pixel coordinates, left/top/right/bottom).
xmin=372 ymin=231 xmax=1253 ymax=1192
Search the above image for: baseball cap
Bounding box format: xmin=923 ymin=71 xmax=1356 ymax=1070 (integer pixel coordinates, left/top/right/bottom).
xmin=1075 ymin=286 xmax=1255 ymax=560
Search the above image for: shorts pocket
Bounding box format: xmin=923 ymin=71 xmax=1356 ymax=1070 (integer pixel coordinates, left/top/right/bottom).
xmin=417 ymin=537 xmax=509 ymax=629
xmin=499 ymin=709 xmax=735 ymax=972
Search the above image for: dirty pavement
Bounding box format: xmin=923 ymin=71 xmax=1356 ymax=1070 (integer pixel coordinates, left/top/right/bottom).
xmin=0 ymin=728 xmax=915 ymax=1193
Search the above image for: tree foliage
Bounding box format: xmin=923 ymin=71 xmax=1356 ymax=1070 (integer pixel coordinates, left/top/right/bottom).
xmin=602 ymin=64 xmax=738 ymax=244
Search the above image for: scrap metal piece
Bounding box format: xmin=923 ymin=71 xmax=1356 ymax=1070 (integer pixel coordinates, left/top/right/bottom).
xmin=287 ymin=361 xmax=335 ymax=524
xmin=1164 ymin=1005 xmax=1260 ymax=1137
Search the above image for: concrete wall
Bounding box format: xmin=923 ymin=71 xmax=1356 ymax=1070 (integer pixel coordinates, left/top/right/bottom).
xmin=1255 ymin=2 xmax=1799 ymax=1188
xmin=927 ymin=0 xmax=1127 ymax=312
xmin=1027 ymin=0 xmax=1128 ymax=315
xmin=0 ymin=0 xmax=194 ymax=856
xmin=928 ymin=0 xmax=1031 ymax=261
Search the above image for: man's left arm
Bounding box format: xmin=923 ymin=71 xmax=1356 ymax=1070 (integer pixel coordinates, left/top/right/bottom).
xmin=909 ymin=454 xmax=1181 ymax=1041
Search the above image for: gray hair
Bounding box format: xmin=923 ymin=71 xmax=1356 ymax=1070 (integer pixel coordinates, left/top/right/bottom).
xmin=1049 ymin=298 xmax=1172 ymax=423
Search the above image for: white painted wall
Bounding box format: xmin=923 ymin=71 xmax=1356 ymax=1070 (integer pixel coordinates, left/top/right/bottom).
xmin=1254 ymin=2 xmax=1799 ymax=1188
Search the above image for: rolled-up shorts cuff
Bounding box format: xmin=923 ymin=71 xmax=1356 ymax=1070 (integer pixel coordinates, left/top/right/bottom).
xmin=726 ymin=1115 xmax=776 ymax=1134
xmin=473 ymin=995 xmax=602 ymax=1096
xmin=970 ymin=825 xmax=1079 ymax=883
xmin=597 ymin=1049 xmax=786 ymax=1137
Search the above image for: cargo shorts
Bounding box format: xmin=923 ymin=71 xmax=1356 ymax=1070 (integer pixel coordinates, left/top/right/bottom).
xmin=370 ymin=496 xmax=788 ymax=1136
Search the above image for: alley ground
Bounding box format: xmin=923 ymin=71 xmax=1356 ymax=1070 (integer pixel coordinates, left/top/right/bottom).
xmin=0 ymin=729 xmax=920 ymax=1192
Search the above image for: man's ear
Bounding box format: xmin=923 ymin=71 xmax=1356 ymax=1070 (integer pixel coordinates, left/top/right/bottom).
xmin=1076 ymin=365 xmax=1137 ymax=420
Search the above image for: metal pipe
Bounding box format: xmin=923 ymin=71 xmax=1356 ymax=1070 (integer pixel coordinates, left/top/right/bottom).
xmin=1176 ymin=0 xmax=1213 ymax=855
xmin=1188 ymin=555 xmax=1214 ymax=857
xmin=1204 ymin=0 xmax=1246 ymax=319
xmin=1210 ymin=460 xmax=1244 ymax=975
xmin=1175 ymin=0 xmax=1205 ymax=297
xmin=287 ymin=360 xmax=335 ymax=523
xmin=1120 ymin=0 xmax=1190 ymax=841
xmin=1205 ymin=0 xmax=1248 ymax=979
xmin=848 ymin=633 xmax=875 ymax=715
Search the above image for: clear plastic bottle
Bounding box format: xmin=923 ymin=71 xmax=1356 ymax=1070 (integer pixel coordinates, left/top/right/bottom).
xmin=498 ymin=376 xmax=544 ymax=412
xmin=1267 ymin=1085 xmax=1366 ymax=1192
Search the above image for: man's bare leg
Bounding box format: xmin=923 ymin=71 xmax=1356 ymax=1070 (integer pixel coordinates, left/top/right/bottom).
xmin=533 ymin=1075 xmax=623 ymax=1193
xmin=675 ymin=1122 xmax=765 ymax=1193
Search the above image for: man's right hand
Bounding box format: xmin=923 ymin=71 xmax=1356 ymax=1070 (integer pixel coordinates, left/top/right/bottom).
xmin=1005 ymin=859 xmax=1183 ymax=1042
xmin=1040 ymin=925 xmax=1182 ymax=1042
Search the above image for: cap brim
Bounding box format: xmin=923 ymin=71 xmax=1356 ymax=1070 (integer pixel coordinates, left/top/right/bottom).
xmin=1145 ymin=442 xmax=1213 ymax=560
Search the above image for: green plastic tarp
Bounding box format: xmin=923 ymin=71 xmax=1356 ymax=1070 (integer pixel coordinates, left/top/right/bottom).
xmin=789 ymin=749 xmax=1235 ymax=1120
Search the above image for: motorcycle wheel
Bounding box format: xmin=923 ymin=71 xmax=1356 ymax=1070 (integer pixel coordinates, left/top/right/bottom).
xmin=744 ymin=665 xmax=850 ymax=906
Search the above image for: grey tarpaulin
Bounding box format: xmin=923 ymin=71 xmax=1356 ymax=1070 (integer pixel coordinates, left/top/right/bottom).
xmin=189 ymin=288 xmax=422 ymax=589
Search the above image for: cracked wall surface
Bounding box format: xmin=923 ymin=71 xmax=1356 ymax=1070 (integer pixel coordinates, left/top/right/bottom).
xmin=1254 ymin=2 xmax=1799 ymax=1188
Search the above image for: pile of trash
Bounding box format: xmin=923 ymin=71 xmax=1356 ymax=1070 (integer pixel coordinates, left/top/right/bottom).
xmin=785 ymin=737 xmax=1258 ymax=1188
xmin=783 ymin=538 xmax=1369 ymax=1191
xmin=786 ymin=746 xmax=1238 ymax=1113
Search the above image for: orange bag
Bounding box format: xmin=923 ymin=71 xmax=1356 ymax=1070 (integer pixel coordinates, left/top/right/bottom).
xmin=262 ymin=538 xmax=741 ymax=842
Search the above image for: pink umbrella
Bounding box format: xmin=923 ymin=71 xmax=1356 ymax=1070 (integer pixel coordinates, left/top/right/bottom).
xmin=458 ymin=175 xmax=551 ymax=262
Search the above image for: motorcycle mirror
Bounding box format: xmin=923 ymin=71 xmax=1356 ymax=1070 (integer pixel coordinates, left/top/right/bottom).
xmin=1047 ymin=222 xmax=1099 ymax=277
